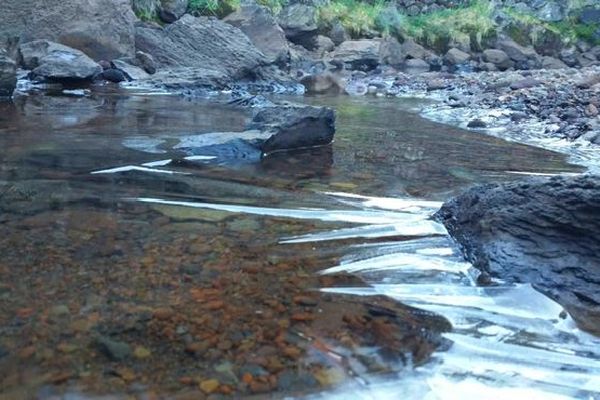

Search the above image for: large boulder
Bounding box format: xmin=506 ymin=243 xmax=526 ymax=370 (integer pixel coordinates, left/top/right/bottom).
xmin=0 ymin=51 xmax=16 ymax=97
xmin=135 ymin=15 xmax=268 ymax=80
xmin=248 ymin=104 xmax=336 ymax=154
xmin=224 ymin=2 xmax=289 ymax=65
xmin=435 ymin=174 xmax=600 ymax=335
xmin=159 ymin=0 xmax=189 ymax=23
xmin=332 ymin=40 xmax=381 ymax=71
xmin=19 ymin=40 xmax=101 ymax=82
xmin=0 ymin=0 xmax=136 ymax=60
xmin=277 ymin=3 xmax=318 ymax=50
xmin=444 ymin=48 xmax=471 ymax=65
xmin=482 ymin=49 xmax=514 ymax=71
xmin=496 ymin=38 xmax=540 ymax=69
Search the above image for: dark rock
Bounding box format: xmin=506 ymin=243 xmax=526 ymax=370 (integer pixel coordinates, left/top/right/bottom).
xmin=579 ymin=7 xmax=600 ymax=25
xmin=482 ymin=49 xmax=513 ymax=71
xmin=559 ymin=48 xmax=579 ymax=67
xmin=467 ymin=118 xmax=487 ymax=128
xmin=300 ymin=73 xmax=345 ymax=95
xmin=333 ymin=40 xmax=381 ymax=71
xmin=435 ymin=174 xmax=600 ymax=335
xmin=248 ymin=104 xmax=336 ymax=154
xmin=98 ymin=68 xmax=128 ymax=83
xmin=159 ymin=0 xmax=189 ymax=23
xmin=277 ymin=3 xmax=318 ymax=50
xmin=0 ymin=0 xmax=136 ymax=60
xmin=19 ymin=40 xmax=101 ymax=82
xmin=135 ymin=15 xmax=267 ymax=81
xmin=0 ymin=52 xmax=17 ymax=97
xmin=224 ymin=2 xmax=289 ymax=65
xmin=95 ymin=335 xmax=132 ymax=361
xmin=328 ymin=21 xmax=350 ymax=46
xmin=444 ymin=48 xmax=471 ymax=65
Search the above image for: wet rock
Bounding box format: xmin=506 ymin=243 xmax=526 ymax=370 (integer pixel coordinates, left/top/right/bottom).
xmin=97 ymin=68 xmax=128 ymax=83
xmin=436 ymin=174 xmax=600 ymax=335
xmin=467 ymin=118 xmax=487 ymax=128
xmin=159 ymin=0 xmax=189 ymax=23
xmin=315 ymin=35 xmax=335 ymax=56
xmin=110 ymin=59 xmax=150 ymax=81
xmin=19 ymin=40 xmax=101 ymax=82
xmin=248 ymin=104 xmax=335 ymax=154
xmin=0 ymin=0 xmax=136 ymax=60
xmin=95 ymin=335 xmax=132 ymax=361
xmin=482 ymin=49 xmax=513 ymax=71
xmin=0 ymin=52 xmax=16 ymax=97
xmin=135 ymin=51 xmax=157 ymax=74
xmin=404 ymin=58 xmax=430 ymax=71
xmin=224 ymin=2 xmax=289 ymax=65
xmin=135 ymin=15 xmax=267 ymax=80
xmin=277 ymin=3 xmax=318 ymax=50
xmin=333 ymin=40 xmax=381 ymax=71
xmin=444 ymin=48 xmax=471 ymax=66
xmin=300 ymin=73 xmax=345 ymax=95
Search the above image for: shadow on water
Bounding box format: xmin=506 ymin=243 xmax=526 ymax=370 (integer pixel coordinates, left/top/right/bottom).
xmin=0 ymin=89 xmax=595 ymax=399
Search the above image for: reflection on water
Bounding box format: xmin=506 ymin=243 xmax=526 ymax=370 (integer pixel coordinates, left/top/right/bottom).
xmin=0 ymin=89 xmax=594 ymax=399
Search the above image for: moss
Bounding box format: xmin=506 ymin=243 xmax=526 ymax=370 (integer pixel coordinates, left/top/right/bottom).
xmin=319 ymin=0 xmax=389 ymax=38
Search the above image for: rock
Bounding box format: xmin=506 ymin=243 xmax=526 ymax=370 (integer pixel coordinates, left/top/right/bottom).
xmin=509 ymin=77 xmax=541 ymax=90
xmin=541 ymin=56 xmax=568 ymax=70
xmin=159 ymin=0 xmax=189 ymax=23
xmin=585 ymin=104 xmax=599 ymax=117
xmin=496 ymin=38 xmax=539 ymax=68
xmin=467 ymin=118 xmax=487 ymax=128
xmin=404 ymin=58 xmax=430 ymax=71
xmin=332 ymin=40 xmax=381 ymax=71
xmin=97 ymin=68 xmax=128 ymax=83
xmin=135 ymin=51 xmax=157 ymax=74
xmin=0 ymin=0 xmax=136 ymax=60
xmin=444 ymin=48 xmax=471 ymax=66
xmin=314 ymin=35 xmax=335 ymax=55
xmin=426 ymin=79 xmax=449 ymax=91
xmin=576 ymin=74 xmax=600 ymax=89
xmin=400 ymin=39 xmax=433 ymax=61
xmin=482 ymin=49 xmax=513 ymax=71
xmin=95 ymin=336 xmax=132 ymax=361
xmin=328 ymin=21 xmax=350 ymax=46
xmin=225 ymin=2 xmax=289 ymax=65
xmin=248 ymin=104 xmax=336 ymax=154
xmin=435 ymin=174 xmax=600 ymax=335
xmin=536 ymin=1 xmax=566 ymax=22
xmin=379 ymin=36 xmax=405 ymax=69
xmin=0 ymin=53 xmax=16 ymax=97
xmin=579 ymin=7 xmax=600 ymax=25
xmin=199 ymin=378 xmax=220 ymax=394
xmin=578 ymin=52 xmax=599 ymax=68
xmin=110 ymin=59 xmax=150 ymax=81
xmin=135 ymin=15 xmax=267 ymax=81
xmin=300 ymin=73 xmax=345 ymax=95
xmin=559 ymin=48 xmax=579 ymax=67
xmin=277 ymin=3 xmax=318 ymax=50
xmin=19 ymin=40 xmax=101 ymax=82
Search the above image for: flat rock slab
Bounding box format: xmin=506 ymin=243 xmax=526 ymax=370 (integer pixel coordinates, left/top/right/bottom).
xmin=435 ymin=174 xmax=600 ymax=334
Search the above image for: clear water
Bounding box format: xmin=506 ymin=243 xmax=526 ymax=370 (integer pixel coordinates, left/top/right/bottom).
xmin=0 ymin=89 xmax=597 ymax=399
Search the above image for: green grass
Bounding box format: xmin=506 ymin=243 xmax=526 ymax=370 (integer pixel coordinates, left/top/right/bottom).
xmin=188 ymin=0 xmax=241 ymax=17
xmin=132 ymin=0 xmax=161 ymax=22
xmin=318 ymin=0 xmax=389 ymax=38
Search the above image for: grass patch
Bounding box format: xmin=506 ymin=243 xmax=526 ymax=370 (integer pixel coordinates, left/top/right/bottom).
xmin=318 ymin=0 xmax=389 ymax=38
xmin=188 ymin=0 xmax=241 ymax=17
xmin=399 ymin=0 xmax=496 ymax=52
xmin=132 ymin=0 xmax=161 ymax=21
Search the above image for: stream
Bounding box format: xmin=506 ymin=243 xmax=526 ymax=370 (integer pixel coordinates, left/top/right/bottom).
xmin=0 ymin=89 xmax=599 ymax=399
